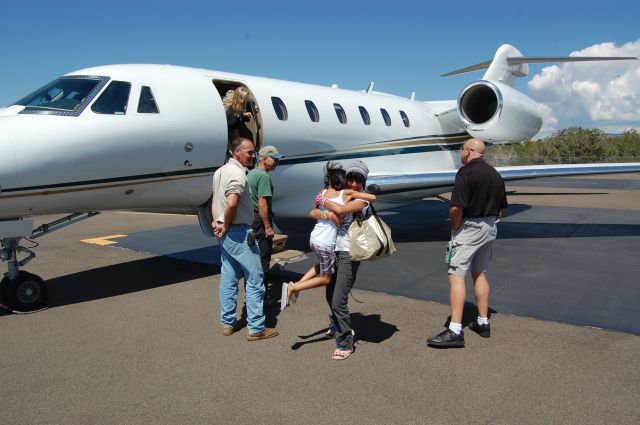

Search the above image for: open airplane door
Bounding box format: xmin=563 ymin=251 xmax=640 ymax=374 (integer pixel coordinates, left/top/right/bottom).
xmin=196 ymin=81 xmax=265 ymax=236
xmin=212 ymin=81 xmax=264 ymax=159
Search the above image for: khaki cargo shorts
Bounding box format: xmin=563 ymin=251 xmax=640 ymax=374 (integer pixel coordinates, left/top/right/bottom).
xmin=448 ymin=217 xmax=497 ymax=276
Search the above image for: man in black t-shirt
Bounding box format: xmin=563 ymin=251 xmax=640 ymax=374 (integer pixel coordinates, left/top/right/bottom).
xmin=427 ymin=138 xmax=508 ymax=348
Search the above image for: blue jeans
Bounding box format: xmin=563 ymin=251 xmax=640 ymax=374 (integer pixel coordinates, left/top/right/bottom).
xmin=217 ymin=226 xmax=265 ymax=334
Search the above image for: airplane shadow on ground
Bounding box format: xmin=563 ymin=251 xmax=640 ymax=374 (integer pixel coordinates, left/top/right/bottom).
xmin=6 ymin=196 xmax=637 ymax=316
xmin=290 ymin=312 xmax=399 ymax=351
xmin=26 ymin=256 xmax=216 ymax=312
xmin=279 ymin=201 xmax=640 ymax=249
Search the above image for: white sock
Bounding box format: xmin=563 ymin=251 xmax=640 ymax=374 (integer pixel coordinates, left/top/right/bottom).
xmin=477 ymin=316 xmax=489 ymax=325
xmin=449 ymin=322 xmax=462 ymax=335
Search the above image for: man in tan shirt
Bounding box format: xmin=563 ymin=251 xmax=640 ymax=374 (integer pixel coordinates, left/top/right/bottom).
xmin=212 ymin=138 xmax=278 ymax=341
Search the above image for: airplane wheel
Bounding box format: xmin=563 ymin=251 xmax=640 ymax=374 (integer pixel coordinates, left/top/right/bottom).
xmin=0 ymin=276 xmax=9 ymax=306
xmin=6 ymin=271 xmax=47 ymax=312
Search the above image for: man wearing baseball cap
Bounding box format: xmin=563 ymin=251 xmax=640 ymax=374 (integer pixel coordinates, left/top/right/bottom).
xmin=247 ymin=146 xmax=285 ymax=307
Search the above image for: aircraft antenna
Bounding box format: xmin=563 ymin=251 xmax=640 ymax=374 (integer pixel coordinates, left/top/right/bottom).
xmin=410 ymin=91 xmax=416 ymax=101
xmin=366 ymin=82 xmax=374 ymax=93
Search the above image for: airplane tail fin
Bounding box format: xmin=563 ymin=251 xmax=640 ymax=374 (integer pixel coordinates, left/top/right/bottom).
xmin=441 ymin=44 xmax=637 ymax=87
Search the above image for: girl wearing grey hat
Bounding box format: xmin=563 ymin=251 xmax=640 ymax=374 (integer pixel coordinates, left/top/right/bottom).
xmin=310 ymin=160 xmax=374 ymax=360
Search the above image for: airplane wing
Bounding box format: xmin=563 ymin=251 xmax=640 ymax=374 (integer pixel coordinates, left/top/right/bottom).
xmin=367 ymin=163 xmax=640 ymax=195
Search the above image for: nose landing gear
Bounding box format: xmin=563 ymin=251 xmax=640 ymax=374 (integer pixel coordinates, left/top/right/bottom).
xmin=1 ymin=271 xmax=47 ymax=312
xmin=0 ymin=236 xmax=47 ymax=312
xmin=1 ymin=213 xmax=99 ymax=313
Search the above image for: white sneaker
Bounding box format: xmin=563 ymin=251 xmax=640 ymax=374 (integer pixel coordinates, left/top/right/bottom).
xmin=280 ymin=282 xmax=289 ymax=312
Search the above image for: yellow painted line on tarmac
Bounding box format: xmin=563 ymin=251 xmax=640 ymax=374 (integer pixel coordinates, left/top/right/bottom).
xmin=80 ymin=234 xmax=128 ymax=246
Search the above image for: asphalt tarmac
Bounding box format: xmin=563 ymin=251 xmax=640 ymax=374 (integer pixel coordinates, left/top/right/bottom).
xmin=1 ymin=174 xmax=639 ymax=424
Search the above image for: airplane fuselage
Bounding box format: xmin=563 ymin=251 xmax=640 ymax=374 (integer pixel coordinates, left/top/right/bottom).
xmin=0 ymin=64 xmax=470 ymax=219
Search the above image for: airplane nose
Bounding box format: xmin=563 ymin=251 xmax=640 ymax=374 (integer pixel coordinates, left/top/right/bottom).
xmin=0 ymin=120 xmax=18 ymax=192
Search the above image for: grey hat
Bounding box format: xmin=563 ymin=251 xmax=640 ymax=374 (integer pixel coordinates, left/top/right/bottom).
xmin=346 ymin=160 xmax=369 ymax=181
xmin=258 ymin=145 xmax=284 ymax=160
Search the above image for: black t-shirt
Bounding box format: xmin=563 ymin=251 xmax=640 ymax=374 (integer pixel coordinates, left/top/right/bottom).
xmin=450 ymin=158 xmax=508 ymax=218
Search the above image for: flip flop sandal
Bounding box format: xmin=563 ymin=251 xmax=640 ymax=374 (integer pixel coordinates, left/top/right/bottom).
xmin=331 ymin=348 xmax=353 ymax=360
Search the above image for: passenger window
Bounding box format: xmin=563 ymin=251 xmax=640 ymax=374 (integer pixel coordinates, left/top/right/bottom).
xmin=380 ymin=108 xmax=391 ymax=126
xmin=358 ymin=106 xmax=371 ymax=125
xmin=334 ymin=103 xmax=347 ymax=124
xmin=138 ymin=86 xmax=159 ymax=113
xmin=400 ymin=110 xmax=410 ymax=127
xmin=305 ymin=100 xmax=319 ymax=122
xmin=271 ymin=97 xmax=288 ymax=120
xmin=91 ymin=81 xmax=131 ymax=115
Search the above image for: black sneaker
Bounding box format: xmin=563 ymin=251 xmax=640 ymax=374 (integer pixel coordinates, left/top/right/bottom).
xmin=469 ymin=321 xmax=491 ymax=338
xmin=426 ymin=329 xmax=465 ymax=348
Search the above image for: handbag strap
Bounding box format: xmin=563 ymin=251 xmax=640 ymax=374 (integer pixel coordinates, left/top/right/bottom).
xmin=372 ymin=214 xmax=390 ymax=256
xmin=366 ymin=204 xmax=391 ymax=257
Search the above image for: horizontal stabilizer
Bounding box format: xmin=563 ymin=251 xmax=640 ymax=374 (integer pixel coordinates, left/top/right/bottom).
xmin=506 ymin=56 xmax=638 ymax=66
xmin=443 ymin=52 xmax=637 ymax=77
xmin=441 ymin=61 xmax=492 ymax=77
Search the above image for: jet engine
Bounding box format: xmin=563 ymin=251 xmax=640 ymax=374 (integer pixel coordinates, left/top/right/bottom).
xmin=457 ymin=80 xmax=542 ymax=142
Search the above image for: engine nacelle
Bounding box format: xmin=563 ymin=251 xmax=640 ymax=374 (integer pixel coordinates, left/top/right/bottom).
xmin=457 ymin=80 xmax=542 ymax=142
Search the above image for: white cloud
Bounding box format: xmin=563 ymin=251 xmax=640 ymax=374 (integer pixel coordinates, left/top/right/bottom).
xmin=527 ymin=40 xmax=640 ymax=137
xmin=534 ymin=102 xmax=559 ymax=139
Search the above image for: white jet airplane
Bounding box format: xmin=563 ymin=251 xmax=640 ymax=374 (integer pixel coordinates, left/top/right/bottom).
xmin=1 ymin=44 xmax=638 ymax=311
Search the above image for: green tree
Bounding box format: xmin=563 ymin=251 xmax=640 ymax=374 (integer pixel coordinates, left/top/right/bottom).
xmin=485 ymin=127 xmax=640 ymax=165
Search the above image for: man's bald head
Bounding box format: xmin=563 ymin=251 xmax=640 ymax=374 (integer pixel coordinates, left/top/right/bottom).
xmin=461 ymin=138 xmax=486 ymax=164
xmin=465 ymin=138 xmax=485 ymax=155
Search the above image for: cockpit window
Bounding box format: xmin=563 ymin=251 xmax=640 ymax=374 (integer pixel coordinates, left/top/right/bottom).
xmin=16 ymin=75 xmax=109 ymax=117
xmin=91 ymin=81 xmax=132 ymax=115
xmin=137 ymin=86 xmax=159 ymax=113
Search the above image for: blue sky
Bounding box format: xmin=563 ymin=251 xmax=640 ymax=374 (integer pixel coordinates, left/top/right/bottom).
xmin=2 ymin=0 xmax=638 ymax=135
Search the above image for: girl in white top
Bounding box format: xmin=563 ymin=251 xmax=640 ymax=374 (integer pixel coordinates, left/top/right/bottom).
xmin=281 ymin=162 xmax=375 ymax=311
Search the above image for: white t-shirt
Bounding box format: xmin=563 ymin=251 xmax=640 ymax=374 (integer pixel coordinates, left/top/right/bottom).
xmin=309 ymin=190 xmax=345 ymax=249
xmin=335 ymin=201 xmax=370 ymax=252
